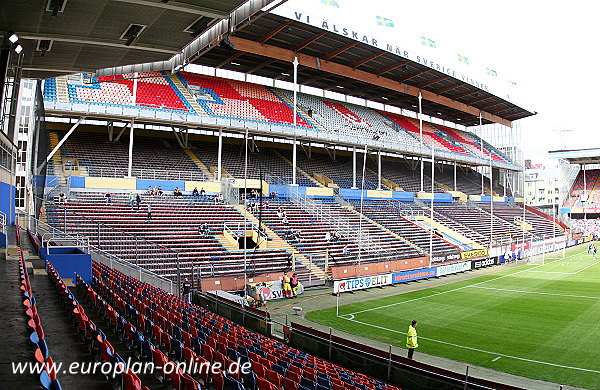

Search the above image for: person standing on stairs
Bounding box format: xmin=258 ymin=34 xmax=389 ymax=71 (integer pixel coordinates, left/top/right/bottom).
xmin=129 ymin=191 xmax=135 ymax=209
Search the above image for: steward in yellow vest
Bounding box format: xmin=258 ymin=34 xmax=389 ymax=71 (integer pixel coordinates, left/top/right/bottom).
xmin=406 ymin=320 xmax=418 ymax=359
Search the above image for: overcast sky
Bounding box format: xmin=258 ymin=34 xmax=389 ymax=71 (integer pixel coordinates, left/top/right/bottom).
xmin=276 ymin=0 xmax=600 ymax=162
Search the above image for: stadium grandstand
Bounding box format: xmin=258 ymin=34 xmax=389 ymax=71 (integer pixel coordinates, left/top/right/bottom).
xmin=0 ymin=1 xmax=594 ymax=390
xmin=550 ymin=148 xmax=600 ymax=238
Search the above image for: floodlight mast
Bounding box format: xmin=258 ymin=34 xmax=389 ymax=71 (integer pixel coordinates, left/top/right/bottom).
xmin=292 ymin=56 xmax=298 ymax=186
xmin=418 ymin=92 xmax=423 ymax=192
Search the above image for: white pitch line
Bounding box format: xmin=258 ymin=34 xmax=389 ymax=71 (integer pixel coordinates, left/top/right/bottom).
xmin=491 ymin=356 xmax=502 ymax=362
xmin=573 ymin=260 xmax=600 ymax=274
xmin=343 ymin=248 xmax=589 ymax=317
xmin=341 ymin=316 xmax=600 ymax=374
xmin=470 ymin=285 xmax=600 ymax=300
xmin=343 ymin=253 xmax=575 ymax=317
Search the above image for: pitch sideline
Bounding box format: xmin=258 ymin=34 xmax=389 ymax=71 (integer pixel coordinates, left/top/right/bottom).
xmin=341 ymin=248 xmax=587 ymax=317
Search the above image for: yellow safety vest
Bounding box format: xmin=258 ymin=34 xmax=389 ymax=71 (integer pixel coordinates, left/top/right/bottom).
xmin=406 ymin=326 xmax=418 ymax=349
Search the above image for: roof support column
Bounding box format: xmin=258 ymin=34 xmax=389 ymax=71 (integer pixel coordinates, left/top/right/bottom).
xmin=352 ymin=146 xmax=357 ymax=189
xmin=292 ymin=138 xmax=297 ymax=186
xmin=479 ymin=113 xmax=484 ymax=195
xmin=418 ymin=92 xmax=424 ymax=192
xmin=579 ymin=164 xmax=587 ymax=221
xmin=292 ymin=56 xmax=299 ymax=186
xmin=377 ymin=149 xmax=382 ymax=190
xmin=428 ymin=135 xmax=435 ymax=268
xmin=453 ymin=161 xmax=457 ymax=192
xmin=489 ymin=148 xmax=494 ymax=258
xmin=127 ymin=118 xmax=134 ymax=178
xmin=217 ymin=127 xmax=223 ymax=182
xmin=44 ymin=116 xmax=85 ymax=166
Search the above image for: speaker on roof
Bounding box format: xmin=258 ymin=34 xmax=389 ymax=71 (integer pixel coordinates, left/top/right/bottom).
xmin=219 ymin=37 xmax=235 ymax=51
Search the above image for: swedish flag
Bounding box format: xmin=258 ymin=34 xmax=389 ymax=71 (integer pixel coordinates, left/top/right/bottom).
xmin=376 ymin=16 xmax=395 ymax=27
xmin=457 ymin=54 xmax=469 ymax=64
xmin=320 ymin=0 xmax=340 ymax=7
xmin=421 ymin=36 xmax=436 ymax=48
xmin=486 ymin=68 xmax=497 ymax=77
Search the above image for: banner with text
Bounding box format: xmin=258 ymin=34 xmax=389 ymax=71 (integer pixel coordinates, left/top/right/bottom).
xmin=460 ymin=249 xmax=489 ymax=260
xmin=333 ymin=274 xmax=392 ymax=294
xmin=432 ymin=252 xmax=461 ymax=263
xmin=436 ymin=261 xmax=471 ymax=277
xmin=471 ymin=258 xmax=497 ymax=270
xmin=392 ymin=268 xmax=437 ymax=284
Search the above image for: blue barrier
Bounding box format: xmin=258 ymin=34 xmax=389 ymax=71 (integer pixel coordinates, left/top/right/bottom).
xmin=45 ymin=247 xmax=92 ymax=283
xmin=70 ymin=176 xmax=85 ymax=188
xmin=136 ymin=179 xmax=185 ymax=191
xmin=392 ymin=268 xmax=436 ymax=284
xmin=392 ymin=191 xmax=415 ymax=201
xmin=338 ymin=188 xmax=366 ymax=199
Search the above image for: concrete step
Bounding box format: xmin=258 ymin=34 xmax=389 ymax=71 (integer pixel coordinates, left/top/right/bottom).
xmin=234 ymin=205 xmax=328 ymax=282
xmin=184 ymin=149 xmax=213 ymax=179
xmin=168 ymin=74 xmax=208 ymax=116
xmin=272 ymin=150 xmax=324 ymax=187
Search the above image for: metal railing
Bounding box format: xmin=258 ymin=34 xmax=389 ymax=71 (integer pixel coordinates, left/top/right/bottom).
xmin=24 ymin=213 xmax=176 ymax=294
xmin=47 ymin=203 xmax=183 ymax=287
xmin=285 ymin=186 xmax=383 ymax=261
xmin=63 ymin=164 xmax=210 ymax=181
xmin=44 ymin=100 xmax=519 ymax=171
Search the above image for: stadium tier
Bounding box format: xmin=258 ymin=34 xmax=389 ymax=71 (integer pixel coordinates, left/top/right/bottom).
xmin=346 ymin=199 xmax=460 ymax=255
xmin=563 ymin=169 xmax=600 ymax=208
xmin=280 ymin=150 xmax=385 ymax=190
xmin=478 ymin=203 xmax=563 ymax=238
xmin=88 ymin=261 xmax=402 ymax=390
xmin=45 ymin=193 xmax=294 ymax=279
xmin=192 ymin=142 xmax=316 ymax=187
xmin=49 ymin=130 xmax=511 ymax=195
xmin=176 ymin=72 xmax=312 ymax=127
xmin=67 ymin=72 xmax=195 ymax=113
xmin=57 ymin=132 xmax=203 ymax=179
xmin=43 ymin=73 xmax=509 ymax=165
xmin=247 ymin=197 xmax=425 ymax=268
xmin=571 ymin=219 xmax=600 ymax=236
xmin=432 ymin=203 xmax=531 ymax=245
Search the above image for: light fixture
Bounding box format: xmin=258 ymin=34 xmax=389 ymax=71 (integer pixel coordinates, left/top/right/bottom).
xmin=120 ymin=24 xmax=146 ymax=46
xmin=456 ymin=118 xmax=461 ymax=121
xmin=411 ymin=105 xmax=417 ymax=108
xmin=381 ymin=96 xmax=388 ymax=100
xmin=281 ymin=72 xmax=290 ymax=76
xmin=219 ymin=37 xmax=235 ymax=51
xmin=437 ymin=112 xmax=442 ymax=115
xmin=14 ymin=44 xmax=23 ymax=54
xmin=336 ymin=85 xmax=344 ymax=89
xmin=7 ymin=31 xmax=18 ymax=43
xmin=231 ymin=62 xmax=241 ymax=66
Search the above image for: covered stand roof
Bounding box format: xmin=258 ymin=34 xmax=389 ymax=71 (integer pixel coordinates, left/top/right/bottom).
xmin=0 ymin=0 xmax=256 ymax=79
xmin=3 ymin=1 xmax=534 ymax=128
xmin=549 ymin=148 xmax=600 ymax=165
xmin=190 ymin=12 xmax=535 ymax=127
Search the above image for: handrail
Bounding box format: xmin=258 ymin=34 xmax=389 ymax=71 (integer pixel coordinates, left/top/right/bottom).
xmin=44 ymin=101 xmax=519 ymax=171
xmin=50 ymin=202 xmax=179 ymax=258
xmin=25 ymin=213 xmax=176 ymax=294
xmin=63 ymin=164 xmax=210 ymax=181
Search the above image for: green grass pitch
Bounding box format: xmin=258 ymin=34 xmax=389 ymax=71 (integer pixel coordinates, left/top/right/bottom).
xmin=306 ymin=245 xmax=600 ymax=389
